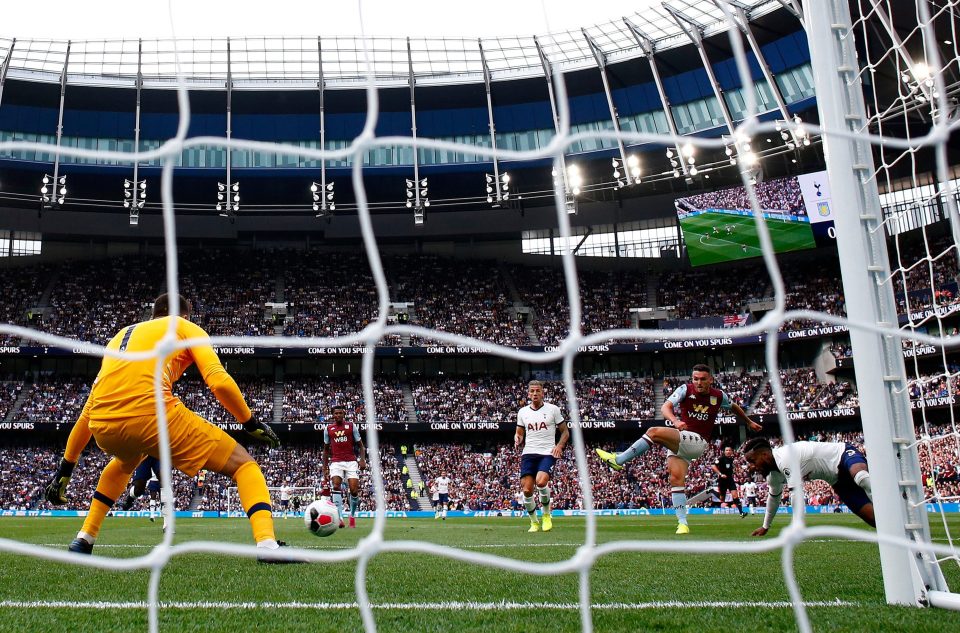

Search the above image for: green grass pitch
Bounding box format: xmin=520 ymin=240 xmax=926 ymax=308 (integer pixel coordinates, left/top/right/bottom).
xmin=679 ymin=212 xmax=817 ymax=267
xmin=1 ymin=515 xmax=958 ymax=632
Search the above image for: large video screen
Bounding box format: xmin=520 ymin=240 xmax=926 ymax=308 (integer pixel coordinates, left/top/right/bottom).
xmin=674 ymin=171 xmax=835 ymax=267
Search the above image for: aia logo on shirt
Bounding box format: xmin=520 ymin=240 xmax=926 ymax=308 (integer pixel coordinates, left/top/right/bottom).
xmin=528 ymin=421 xmax=549 ymax=431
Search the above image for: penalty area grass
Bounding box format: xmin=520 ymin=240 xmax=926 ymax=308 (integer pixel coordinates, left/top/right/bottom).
xmin=0 ymin=514 xmax=958 ymax=632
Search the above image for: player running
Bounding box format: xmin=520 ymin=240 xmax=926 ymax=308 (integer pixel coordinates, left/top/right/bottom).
xmin=44 ymin=294 xmax=284 ymax=559
xmin=515 ymin=380 xmax=569 ymax=533
xmin=596 ymin=364 xmax=761 ymax=534
xmin=741 ymin=437 xmax=874 ymax=535
xmin=322 ymin=405 xmax=367 ymax=528
xmin=712 ymin=446 xmax=747 ymax=517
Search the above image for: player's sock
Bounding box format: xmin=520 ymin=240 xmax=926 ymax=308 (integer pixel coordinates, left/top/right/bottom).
xmin=349 ymin=493 xmax=359 ymax=517
xmin=79 ymin=458 xmax=131 ymax=540
xmin=523 ymin=492 xmax=537 ymax=516
xmin=233 ymin=461 xmax=276 ymax=544
xmin=333 ymin=492 xmax=345 ymax=519
xmin=537 ymin=486 xmax=551 ymax=515
xmin=732 ymin=498 xmax=744 ymax=513
xmin=616 ymin=435 xmax=653 ymax=465
xmin=854 ymin=470 xmax=873 ymax=499
xmin=671 ymin=486 xmax=688 ymax=526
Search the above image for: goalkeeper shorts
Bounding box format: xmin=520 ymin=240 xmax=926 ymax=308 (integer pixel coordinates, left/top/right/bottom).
xmin=89 ymin=403 xmax=237 ymax=477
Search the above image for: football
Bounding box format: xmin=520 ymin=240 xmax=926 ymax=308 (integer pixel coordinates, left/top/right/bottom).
xmin=304 ymin=498 xmax=340 ymax=537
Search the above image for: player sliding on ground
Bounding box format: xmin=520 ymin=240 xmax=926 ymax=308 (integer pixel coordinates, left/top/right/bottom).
xmin=596 ymin=364 xmax=762 ymax=534
xmin=515 ymin=380 xmax=569 ymax=533
xmin=44 ymin=293 xmax=288 ymax=561
xmin=741 ymin=437 xmax=875 ymax=536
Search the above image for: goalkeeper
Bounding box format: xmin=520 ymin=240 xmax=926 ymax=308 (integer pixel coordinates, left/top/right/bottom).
xmin=45 ymin=293 xmax=284 ymax=557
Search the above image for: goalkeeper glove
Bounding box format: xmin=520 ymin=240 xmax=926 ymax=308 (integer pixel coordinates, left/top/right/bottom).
xmin=243 ymin=417 xmax=280 ymax=448
xmin=45 ymin=458 xmax=76 ymax=505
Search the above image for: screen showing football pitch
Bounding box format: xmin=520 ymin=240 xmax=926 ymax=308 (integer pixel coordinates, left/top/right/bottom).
xmin=674 ymin=171 xmax=835 ymax=267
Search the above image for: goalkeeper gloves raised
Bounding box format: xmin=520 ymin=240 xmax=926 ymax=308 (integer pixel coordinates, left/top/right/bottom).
xmin=243 ymin=417 xmax=280 ymax=448
xmin=44 ymin=458 xmax=76 ymax=505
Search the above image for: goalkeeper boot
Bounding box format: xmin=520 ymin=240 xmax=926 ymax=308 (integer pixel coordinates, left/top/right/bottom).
xmin=528 ymin=517 xmax=541 ymax=533
xmin=541 ymin=513 xmax=553 ymax=532
xmin=349 ymin=516 xmax=356 ymax=528
xmin=68 ymin=537 xmax=94 ymax=555
xmin=595 ymin=448 xmax=623 ymax=472
xmin=257 ymin=540 xmax=307 ymax=565
xmin=675 ymin=523 xmax=690 ymax=535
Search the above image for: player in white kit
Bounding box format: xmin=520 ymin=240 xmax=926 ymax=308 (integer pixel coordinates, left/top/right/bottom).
xmin=740 ymin=480 xmax=759 ymax=513
xmin=434 ymin=474 xmax=452 ymax=520
xmin=515 ymin=380 xmax=569 ymax=533
xmin=741 ymin=437 xmax=874 ymax=536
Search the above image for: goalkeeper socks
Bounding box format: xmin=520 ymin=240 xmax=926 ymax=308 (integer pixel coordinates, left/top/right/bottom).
xmin=349 ymin=493 xmax=359 ymax=516
xmin=523 ymin=492 xmax=537 ymax=516
xmin=80 ymin=458 xmax=132 ymax=539
xmin=854 ymin=470 xmax=872 ymax=499
xmin=333 ymin=492 xmax=345 ymax=520
xmin=672 ymin=487 xmax=688 ymax=526
xmin=616 ymin=435 xmax=653 ymax=465
xmin=234 ymin=461 xmax=275 ymax=544
xmin=537 ymin=486 xmax=551 ymax=515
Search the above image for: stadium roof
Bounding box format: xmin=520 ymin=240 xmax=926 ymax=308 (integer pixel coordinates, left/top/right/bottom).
xmin=0 ymin=1 xmax=781 ymax=88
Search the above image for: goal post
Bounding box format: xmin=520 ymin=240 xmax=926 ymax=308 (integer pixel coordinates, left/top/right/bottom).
xmin=804 ymin=0 xmax=950 ymax=605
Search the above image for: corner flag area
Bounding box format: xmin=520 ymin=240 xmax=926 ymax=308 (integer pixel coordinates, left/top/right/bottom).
xmin=679 ymin=211 xmax=817 ymax=267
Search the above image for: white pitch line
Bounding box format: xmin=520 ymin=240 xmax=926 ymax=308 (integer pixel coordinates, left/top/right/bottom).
xmin=0 ymin=599 xmax=859 ymax=611
xmin=36 ymin=542 xmax=586 ymax=550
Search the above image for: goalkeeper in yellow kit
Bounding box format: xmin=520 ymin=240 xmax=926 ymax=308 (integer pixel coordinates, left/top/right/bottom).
xmin=44 ymin=293 xmax=288 ymax=560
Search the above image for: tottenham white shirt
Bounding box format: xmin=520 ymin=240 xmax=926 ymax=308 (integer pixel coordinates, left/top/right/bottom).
xmin=768 ymin=441 xmax=846 ymax=490
xmin=517 ymin=402 xmax=565 ymax=456
xmin=435 ymin=476 xmax=451 ymax=494
xmin=741 ymin=481 xmax=758 ymax=498
xmin=762 ymin=441 xmax=847 ymax=529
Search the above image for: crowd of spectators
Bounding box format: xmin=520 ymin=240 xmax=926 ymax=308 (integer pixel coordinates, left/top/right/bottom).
xmin=392 ymin=255 xmax=527 ymax=347
xmin=41 ymin=256 xmax=162 ymax=344
xmin=3 ymin=242 xmax=956 ymax=349
xmin=178 ymin=249 xmax=276 ymax=337
xmin=410 ymin=377 xmax=655 ymax=423
xmin=2 ymin=420 xmax=958 ymax=513
xmin=657 ymin=265 xmax=771 ymax=320
xmin=892 ymin=235 xmax=959 ymax=315
xmin=280 ymin=251 xmax=387 ymax=342
xmin=282 ymin=377 xmax=407 ymax=424
xmin=752 ymin=369 xmax=858 ymax=414
xmin=677 ymin=177 xmax=805 ymax=215
xmin=908 ymin=372 xmax=960 ymax=402
xmin=176 ymin=376 xmax=275 ymax=425
xmin=778 ymin=264 xmax=847 ymax=332
xmin=0 ymin=381 xmax=24 ymax=421
xmin=0 ymin=264 xmax=54 ymax=345
xmin=510 ymin=268 xmax=648 ymax=345
xmin=13 ymin=377 xmax=90 ymax=425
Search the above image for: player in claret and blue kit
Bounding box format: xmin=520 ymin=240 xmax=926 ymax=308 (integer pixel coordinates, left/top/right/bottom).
xmin=322 ymin=405 xmax=367 ymax=528
xmin=597 ymin=364 xmax=761 ymax=534
xmin=741 ymin=437 xmax=874 ymax=536
xmin=515 ymin=380 xmax=569 ymax=533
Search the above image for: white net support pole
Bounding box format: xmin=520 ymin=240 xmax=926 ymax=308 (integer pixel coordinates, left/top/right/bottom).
xmin=804 ymin=0 xmax=950 ymax=605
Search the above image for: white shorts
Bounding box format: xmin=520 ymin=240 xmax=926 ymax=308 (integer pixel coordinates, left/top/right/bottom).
xmin=666 ymin=431 xmax=708 ymax=463
xmin=330 ymin=460 xmax=359 ymax=481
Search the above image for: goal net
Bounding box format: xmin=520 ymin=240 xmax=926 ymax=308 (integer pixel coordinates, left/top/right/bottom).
xmin=0 ymin=1 xmax=958 ymax=632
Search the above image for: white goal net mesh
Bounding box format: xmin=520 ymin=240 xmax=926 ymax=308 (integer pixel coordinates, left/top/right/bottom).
xmin=0 ymin=1 xmax=959 ymax=632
